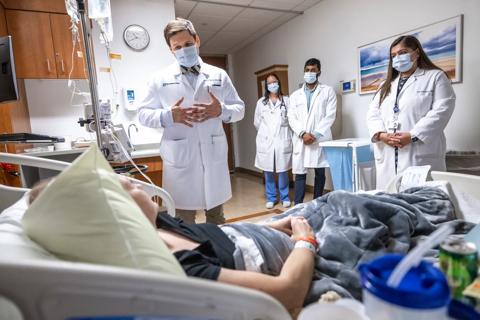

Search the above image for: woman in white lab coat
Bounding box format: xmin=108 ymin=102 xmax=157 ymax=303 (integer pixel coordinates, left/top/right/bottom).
xmin=367 ymin=35 xmax=455 ymax=190
xmin=254 ymin=74 xmax=292 ymax=208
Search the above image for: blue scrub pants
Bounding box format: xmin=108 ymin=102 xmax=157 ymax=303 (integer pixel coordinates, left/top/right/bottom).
xmin=294 ymin=168 xmax=326 ymax=204
xmin=264 ymin=171 xmax=290 ymax=203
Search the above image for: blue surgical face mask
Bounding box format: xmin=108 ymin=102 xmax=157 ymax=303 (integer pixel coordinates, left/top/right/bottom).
xmin=304 ymin=72 xmax=317 ymax=84
xmin=267 ymin=82 xmax=279 ymax=93
xmin=392 ymin=53 xmax=414 ymax=73
xmin=174 ymin=45 xmax=199 ymax=68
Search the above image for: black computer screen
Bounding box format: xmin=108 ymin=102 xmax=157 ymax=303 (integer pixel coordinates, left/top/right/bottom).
xmin=0 ymin=35 xmax=18 ymax=104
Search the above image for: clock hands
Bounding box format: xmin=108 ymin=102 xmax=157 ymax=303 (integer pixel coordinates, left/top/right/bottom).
xmin=124 ymin=25 xmax=149 ymax=50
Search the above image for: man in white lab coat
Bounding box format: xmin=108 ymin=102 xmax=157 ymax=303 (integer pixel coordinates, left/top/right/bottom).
xmin=138 ymin=18 xmax=245 ymax=224
xmin=288 ymin=58 xmax=337 ymax=204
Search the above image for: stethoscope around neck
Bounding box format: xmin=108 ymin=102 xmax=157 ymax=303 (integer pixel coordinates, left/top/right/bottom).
xmin=266 ymin=96 xmax=286 ymax=113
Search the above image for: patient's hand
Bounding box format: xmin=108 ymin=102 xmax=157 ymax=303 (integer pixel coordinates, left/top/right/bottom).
xmin=265 ymin=216 xmax=293 ymax=236
xmin=291 ymin=216 xmax=314 ymax=240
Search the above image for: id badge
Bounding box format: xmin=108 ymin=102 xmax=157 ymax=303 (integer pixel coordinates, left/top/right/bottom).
xmin=387 ymin=119 xmax=400 ymax=132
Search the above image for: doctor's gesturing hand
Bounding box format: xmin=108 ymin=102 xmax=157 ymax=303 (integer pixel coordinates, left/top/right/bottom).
xmin=171 ymin=97 xmax=196 ymax=127
xmin=192 ymin=91 xmax=222 ymax=122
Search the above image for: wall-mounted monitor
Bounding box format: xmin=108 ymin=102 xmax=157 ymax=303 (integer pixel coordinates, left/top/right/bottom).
xmin=0 ymin=35 xmax=18 ymax=104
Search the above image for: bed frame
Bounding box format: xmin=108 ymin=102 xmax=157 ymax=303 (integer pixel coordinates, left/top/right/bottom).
xmin=0 ymin=152 xmax=175 ymax=216
xmin=0 ymin=259 xmax=290 ymax=320
xmin=431 ymin=171 xmax=480 ymax=200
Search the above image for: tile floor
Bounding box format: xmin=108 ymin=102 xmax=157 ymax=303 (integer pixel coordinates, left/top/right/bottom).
xmin=196 ymin=172 xmax=313 ymax=223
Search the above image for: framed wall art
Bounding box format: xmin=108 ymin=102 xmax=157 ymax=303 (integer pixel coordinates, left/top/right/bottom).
xmin=358 ymin=15 xmax=463 ymax=94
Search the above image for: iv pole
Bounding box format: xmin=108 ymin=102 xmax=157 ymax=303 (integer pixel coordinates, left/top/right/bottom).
xmin=76 ymin=0 xmax=105 ymax=153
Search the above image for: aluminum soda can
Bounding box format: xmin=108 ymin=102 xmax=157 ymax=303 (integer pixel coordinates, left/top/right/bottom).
xmin=439 ymin=236 xmax=478 ymax=301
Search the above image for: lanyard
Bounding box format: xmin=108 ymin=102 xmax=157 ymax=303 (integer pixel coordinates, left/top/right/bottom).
xmin=393 ymin=76 xmax=410 ymax=119
xmin=393 ymin=76 xmax=409 ymax=175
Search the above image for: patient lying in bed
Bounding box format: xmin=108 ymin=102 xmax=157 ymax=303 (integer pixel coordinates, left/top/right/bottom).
xmin=29 ymin=177 xmax=316 ymax=312
xmin=28 ymin=175 xmax=472 ymax=311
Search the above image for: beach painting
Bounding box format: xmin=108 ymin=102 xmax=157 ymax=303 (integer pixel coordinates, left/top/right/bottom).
xmin=358 ymin=15 xmax=463 ymax=94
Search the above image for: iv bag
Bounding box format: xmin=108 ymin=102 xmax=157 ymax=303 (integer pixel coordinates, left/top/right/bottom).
xmin=97 ymin=17 xmax=113 ymax=44
xmin=88 ymin=0 xmax=113 ymax=44
xmin=88 ymin=0 xmax=111 ymax=19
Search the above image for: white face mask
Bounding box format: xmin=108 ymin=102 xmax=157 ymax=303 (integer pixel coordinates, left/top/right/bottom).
xmin=174 ymin=45 xmax=199 ymax=68
xmin=304 ymin=72 xmax=317 ymax=84
xmin=392 ymin=53 xmax=414 ymax=73
xmin=267 ymin=82 xmax=279 ymax=93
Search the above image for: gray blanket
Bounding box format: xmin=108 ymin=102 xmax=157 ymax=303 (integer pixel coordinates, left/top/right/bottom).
xmin=223 ymin=187 xmax=472 ymax=303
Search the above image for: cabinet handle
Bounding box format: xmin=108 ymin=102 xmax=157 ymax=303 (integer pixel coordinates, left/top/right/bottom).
xmin=46 ymin=59 xmax=51 ymax=73
xmin=61 ymin=59 xmax=65 ymax=73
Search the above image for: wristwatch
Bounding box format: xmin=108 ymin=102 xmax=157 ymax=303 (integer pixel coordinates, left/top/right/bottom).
xmin=411 ymin=136 xmax=419 ymax=143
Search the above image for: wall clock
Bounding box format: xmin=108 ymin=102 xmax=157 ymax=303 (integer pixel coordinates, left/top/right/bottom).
xmin=123 ymin=24 xmax=150 ymax=51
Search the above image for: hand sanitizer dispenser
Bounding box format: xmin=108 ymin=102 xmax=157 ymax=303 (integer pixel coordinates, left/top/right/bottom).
xmin=123 ymin=88 xmax=137 ymax=111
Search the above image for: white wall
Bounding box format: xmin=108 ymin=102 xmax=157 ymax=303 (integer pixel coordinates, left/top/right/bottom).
xmin=27 ymin=0 xmax=175 ymax=145
xmin=231 ymin=0 xmax=480 ymax=174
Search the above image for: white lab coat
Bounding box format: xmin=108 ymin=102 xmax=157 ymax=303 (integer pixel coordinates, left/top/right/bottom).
xmin=288 ymin=84 xmax=337 ymax=174
xmin=366 ymin=68 xmax=455 ymax=190
xmin=254 ymin=96 xmax=292 ymax=172
xmin=138 ymin=60 xmax=245 ymax=210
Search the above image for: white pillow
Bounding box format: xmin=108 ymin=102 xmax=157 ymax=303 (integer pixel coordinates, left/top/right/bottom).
xmin=0 ymin=192 xmax=29 ymax=225
xmin=0 ymin=194 xmax=57 ymax=260
xmin=22 ymin=145 xmax=185 ymax=276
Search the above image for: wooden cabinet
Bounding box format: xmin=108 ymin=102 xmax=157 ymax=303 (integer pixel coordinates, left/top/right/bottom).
xmin=5 ymin=10 xmax=86 ymax=79
xmin=130 ymin=157 xmax=163 ymax=188
xmin=112 ymin=156 xmax=163 ymax=188
xmin=0 ymin=3 xmax=7 ymax=35
xmin=0 ymin=0 xmax=67 ymax=14
xmin=6 ymin=10 xmax=56 ymax=78
xmin=50 ymin=14 xmax=86 ymax=79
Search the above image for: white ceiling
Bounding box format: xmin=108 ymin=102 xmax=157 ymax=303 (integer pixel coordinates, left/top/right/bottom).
xmin=174 ymin=0 xmax=323 ymax=55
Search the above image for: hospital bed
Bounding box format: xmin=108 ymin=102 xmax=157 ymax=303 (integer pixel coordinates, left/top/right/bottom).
xmin=0 ymin=152 xmax=291 ymax=320
xmin=431 ymin=170 xmax=480 ymax=200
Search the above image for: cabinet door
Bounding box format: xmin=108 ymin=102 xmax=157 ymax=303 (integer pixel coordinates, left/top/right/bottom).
xmin=0 ymin=4 xmax=7 ymax=36
xmin=1 ymin=0 xmax=66 ymax=14
xmin=50 ymin=13 xmax=87 ymax=79
xmin=6 ymin=10 xmax=57 ymax=78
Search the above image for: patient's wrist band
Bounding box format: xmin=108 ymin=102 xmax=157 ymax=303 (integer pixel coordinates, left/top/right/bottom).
xmin=295 ymin=240 xmax=317 ymax=254
xmin=296 ymin=236 xmax=318 ymax=248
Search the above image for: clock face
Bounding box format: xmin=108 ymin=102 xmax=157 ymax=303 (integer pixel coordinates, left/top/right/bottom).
xmin=123 ymin=24 xmax=150 ymax=51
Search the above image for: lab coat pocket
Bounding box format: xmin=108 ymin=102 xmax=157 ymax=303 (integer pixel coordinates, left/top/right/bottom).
xmin=207 ymin=84 xmax=223 ymax=101
xmin=293 ymin=138 xmax=302 ymax=155
xmin=414 ymin=91 xmax=434 ymax=117
xmin=413 ymin=141 xmax=437 ymax=159
xmin=256 ymin=134 xmax=269 ymax=154
xmin=373 ymin=143 xmax=385 ymax=164
xmin=282 ymin=139 xmax=293 ymax=154
xmin=211 ymin=135 xmax=228 ymax=164
xmin=160 ymin=139 xmax=190 ymax=168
